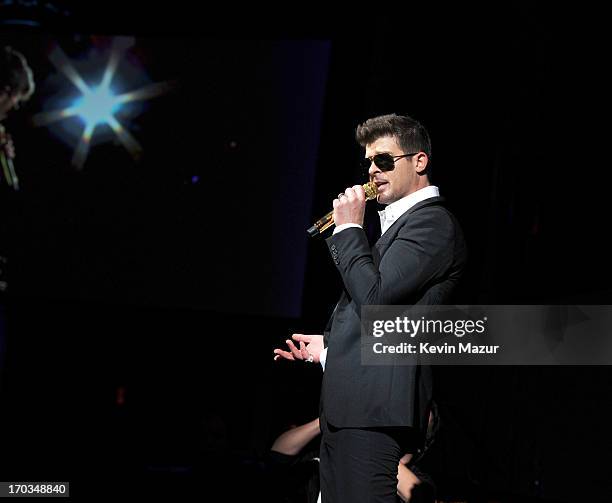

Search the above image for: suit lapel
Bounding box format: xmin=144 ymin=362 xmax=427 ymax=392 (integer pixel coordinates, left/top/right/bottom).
xmin=374 ymin=196 xmax=446 ymax=258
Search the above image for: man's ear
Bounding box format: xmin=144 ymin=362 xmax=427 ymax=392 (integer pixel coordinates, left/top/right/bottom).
xmin=414 ymin=152 xmax=429 ymax=174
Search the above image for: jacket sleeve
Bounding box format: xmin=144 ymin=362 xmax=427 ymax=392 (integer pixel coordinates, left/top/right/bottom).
xmin=325 ymin=209 xmax=455 ymax=307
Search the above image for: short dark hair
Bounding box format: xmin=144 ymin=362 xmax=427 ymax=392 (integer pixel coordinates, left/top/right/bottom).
xmin=355 ymin=113 xmax=432 ymax=158
xmin=0 ymin=46 xmax=35 ymax=100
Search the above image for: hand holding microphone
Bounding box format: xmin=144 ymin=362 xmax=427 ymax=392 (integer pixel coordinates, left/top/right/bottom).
xmin=333 ymin=184 xmax=369 ymax=228
xmin=307 ymin=181 xmax=377 ymax=237
xmin=0 ymin=124 xmax=18 ymax=190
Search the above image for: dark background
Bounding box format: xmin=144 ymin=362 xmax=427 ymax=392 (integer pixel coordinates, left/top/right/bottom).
xmin=1 ymin=2 xmax=610 ymax=501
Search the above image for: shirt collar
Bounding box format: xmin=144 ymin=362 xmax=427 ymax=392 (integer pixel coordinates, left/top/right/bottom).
xmin=378 ymin=185 xmax=440 ymax=235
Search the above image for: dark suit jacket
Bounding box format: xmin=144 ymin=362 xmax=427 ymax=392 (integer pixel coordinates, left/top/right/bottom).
xmin=321 ymin=196 xmax=467 ymax=431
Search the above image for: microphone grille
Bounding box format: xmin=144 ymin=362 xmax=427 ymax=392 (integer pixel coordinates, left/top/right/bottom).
xmin=363 ymin=181 xmax=378 ymax=200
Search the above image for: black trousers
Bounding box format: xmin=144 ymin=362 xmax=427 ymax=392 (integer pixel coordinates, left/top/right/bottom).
xmin=319 ymin=417 xmax=419 ymax=503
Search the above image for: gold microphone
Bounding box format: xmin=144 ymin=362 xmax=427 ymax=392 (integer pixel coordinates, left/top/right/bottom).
xmin=307 ymin=181 xmax=378 ymax=237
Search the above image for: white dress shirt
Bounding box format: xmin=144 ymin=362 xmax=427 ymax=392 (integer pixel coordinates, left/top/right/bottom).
xmin=377 ymin=185 xmax=440 ymax=236
xmin=321 ymin=186 xmax=440 ymax=369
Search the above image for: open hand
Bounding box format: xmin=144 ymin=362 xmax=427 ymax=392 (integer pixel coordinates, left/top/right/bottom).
xmin=273 ymin=334 xmax=324 ymax=363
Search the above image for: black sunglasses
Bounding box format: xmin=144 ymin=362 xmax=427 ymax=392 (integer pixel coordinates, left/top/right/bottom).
xmin=360 ymin=152 xmax=419 ymax=173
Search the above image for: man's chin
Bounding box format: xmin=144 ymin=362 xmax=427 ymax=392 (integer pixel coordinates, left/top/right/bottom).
xmin=377 ymin=194 xmax=393 ymax=205
xmin=375 ymin=183 xmax=393 ymax=204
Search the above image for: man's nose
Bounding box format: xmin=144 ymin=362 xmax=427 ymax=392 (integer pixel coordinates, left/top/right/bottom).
xmin=368 ymin=162 xmax=381 ymax=177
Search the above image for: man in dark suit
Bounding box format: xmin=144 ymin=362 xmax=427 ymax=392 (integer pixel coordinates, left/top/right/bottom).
xmin=275 ymin=114 xmax=466 ymax=502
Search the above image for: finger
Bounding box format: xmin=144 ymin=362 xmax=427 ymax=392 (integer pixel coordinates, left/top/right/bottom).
xmin=274 ymin=348 xmax=295 ymax=361
xmin=292 ymin=334 xmax=311 ymax=343
xmin=399 ymin=453 xmax=413 ymax=464
xmin=286 ymin=339 xmax=303 ymax=359
xmin=274 ymin=353 xmax=293 ymax=361
xmin=344 ymin=187 xmax=356 ymax=201
xmin=333 ymin=198 xmax=340 ymax=208
xmin=299 ymin=341 xmax=310 ymax=359
xmin=352 ymin=185 xmax=365 ymax=200
xmin=346 ymin=188 xmax=365 ymax=203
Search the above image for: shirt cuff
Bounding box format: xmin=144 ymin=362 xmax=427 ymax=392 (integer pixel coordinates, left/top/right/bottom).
xmin=333 ymin=223 xmax=362 ymax=235
xmin=320 ymin=347 xmax=328 ymax=371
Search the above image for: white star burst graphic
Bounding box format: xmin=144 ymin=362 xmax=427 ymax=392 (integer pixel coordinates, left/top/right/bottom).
xmin=33 ymin=37 xmax=174 ymax=169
